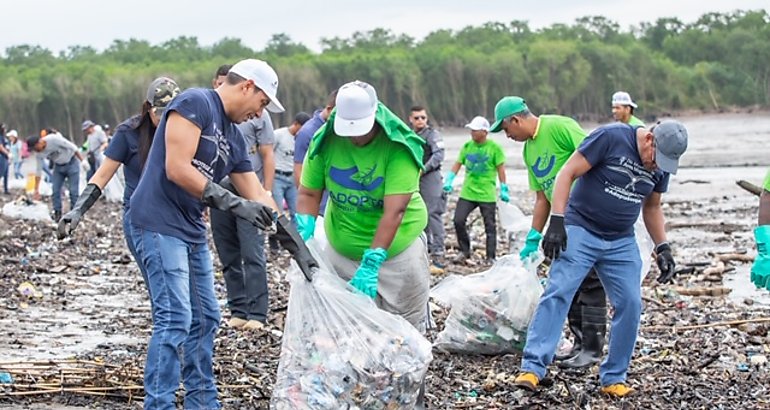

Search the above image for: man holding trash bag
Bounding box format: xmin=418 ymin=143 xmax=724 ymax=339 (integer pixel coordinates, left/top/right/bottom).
xmin=751 ymin=170 xmax=770 ymax=289
xmin=127 ymin=58 xmax=314 ymax=410
xmin=514 ymin=120 xmax=688 ymax=397
xmin=491 ymin=96 xmax=607 ymax=368
xmin=296 ymin=80 xmax=430 ymax=330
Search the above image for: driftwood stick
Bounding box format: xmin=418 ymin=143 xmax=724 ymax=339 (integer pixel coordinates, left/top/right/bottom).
xmin=736 ymin=180 xmax=763 ymax=197
xmin=642 ymin=317 xmax=770 ymax=332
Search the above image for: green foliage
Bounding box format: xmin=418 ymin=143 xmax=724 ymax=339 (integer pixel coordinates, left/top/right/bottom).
xmin=1 ymin=9 xmax=769 ymax=137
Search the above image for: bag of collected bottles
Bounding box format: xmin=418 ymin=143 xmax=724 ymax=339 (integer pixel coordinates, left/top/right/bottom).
xmin=271 ymin=240 xmax=433 ymax=410
xmin=431 ymin=254 xmax=544 ymax=355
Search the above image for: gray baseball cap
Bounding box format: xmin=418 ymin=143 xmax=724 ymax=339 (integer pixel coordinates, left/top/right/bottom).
xmin=653 ymin=120 xmax=688 ymax=174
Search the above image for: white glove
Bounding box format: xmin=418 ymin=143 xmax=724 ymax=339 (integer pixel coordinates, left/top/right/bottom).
xmin=80 ymin=159 xmax=91 ymax=173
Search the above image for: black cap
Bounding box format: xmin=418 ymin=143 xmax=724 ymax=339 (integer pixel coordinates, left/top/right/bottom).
xmin=26 ymin=135 xmax=41 ymax=150
xmin=295 ymin=111 xmax=311 ymax=126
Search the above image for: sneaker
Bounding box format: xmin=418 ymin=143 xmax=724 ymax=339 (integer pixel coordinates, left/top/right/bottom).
xmin=227 ymin=317 xmax=248 ymax=328
xmin=600 ymin=383 xmax=635 ymax=397
xmin=242 ymin=320 xmax=265 ymax=331
xmin=429 ymin=259 xmax=445 ymax=275
xmin=513 ymin=372 xmax=539 ymax=391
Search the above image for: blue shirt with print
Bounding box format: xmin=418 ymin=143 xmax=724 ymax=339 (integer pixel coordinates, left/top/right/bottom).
xmin=103 ymin=115 xmax=143 ymax=210
xmin=130 ymin=88 xmax=252 ymax=243
xmin=566 ymin=123 xmax=669 ymax=239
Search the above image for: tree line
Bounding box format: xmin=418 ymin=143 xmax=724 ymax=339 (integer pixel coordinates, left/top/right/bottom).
xmin=1 ymin=9 xmax=768 ymax=142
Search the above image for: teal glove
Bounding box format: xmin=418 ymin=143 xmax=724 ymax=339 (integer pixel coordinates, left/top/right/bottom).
xmin=519 ymin=228 xmax=543 ymax=261
xmin=752 ymin=225 xmax=770 ymax=289
xmin=500 ymin=184 xmax=510 ymax=203
xmin=295 ymin=213 xmax=316 ymax=241
xmin=443 ymin=172 xmax=456 ymax=193
xmin=349 ymin=248 xmax=388 ymax=299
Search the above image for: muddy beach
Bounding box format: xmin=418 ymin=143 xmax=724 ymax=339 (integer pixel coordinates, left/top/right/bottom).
xmin=1 ymin=112 xmax=769 ymax=409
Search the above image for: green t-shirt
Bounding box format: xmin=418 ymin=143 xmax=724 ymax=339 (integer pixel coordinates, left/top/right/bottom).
xmin=628 ymin=115 xmax=645 ymax=127
xmin=522 ymin=115 xmax=587 ymax=202
xmin=764 ymin=169 xmax=770 ymax=192
xmin=302 ymin=132 xmax=427 ymax=259
xmin=458 ymin=139 xmax=506 ymax=203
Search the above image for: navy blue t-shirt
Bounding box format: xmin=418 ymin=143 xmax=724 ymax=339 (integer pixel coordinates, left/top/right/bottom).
xmin=565 ymin=123 xmax=669 ymax=239
xmin=130 ymin=88 xmax=252 ymax=243
xmin=104 ymin=115 xmax=143 ymax=210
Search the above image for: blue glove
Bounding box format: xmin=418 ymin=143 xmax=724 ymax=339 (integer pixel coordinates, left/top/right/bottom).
xmin=349 ymin=248 xmax=388 ymax=299
xmin=500 ymin=184 xmax=510 ymax=203
xmin=443 ymin=172 xmax=456 ymax=193
xmin=752 ymin=225 xmax=770 ymax=289
xmin=519 ymin=228 xmax=543 ymax=261
xmin=295 ymin=213 xmax=316 ymax=241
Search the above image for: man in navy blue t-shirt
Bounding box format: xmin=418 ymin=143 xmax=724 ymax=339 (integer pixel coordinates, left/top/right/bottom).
xmin=128 ymin=59 xmax=284 ymax=410
xmin=515 ymin=121 xmax=688 ymax=398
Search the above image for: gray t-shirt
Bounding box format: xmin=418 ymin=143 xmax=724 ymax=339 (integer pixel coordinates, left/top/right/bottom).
xmin=272 ymin=126 xmax=294 ymax=173
xmin=86 ymin=128 xmax=108 ymax=154
xmin=36 ymin=133 xmax=78 ymax=175
xmin=236 ymin=114 xmax=274 ymax=181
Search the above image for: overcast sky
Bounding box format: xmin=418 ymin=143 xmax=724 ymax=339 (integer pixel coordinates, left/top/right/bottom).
xmin=1 ymin=0 xmax=767 ymax=54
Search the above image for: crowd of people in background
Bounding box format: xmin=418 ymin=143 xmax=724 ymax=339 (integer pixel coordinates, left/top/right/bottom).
xmin=7 ymin=56 xmax=770 ymax=409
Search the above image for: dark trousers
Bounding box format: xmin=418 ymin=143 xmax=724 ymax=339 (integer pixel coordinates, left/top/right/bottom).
xmin=453 ymin=198 xmax=497 ymax=259
xmin=210 ymin=208 xmax=268 ymax=322
xmin=571 ymin=268 xmax=607 ymax=309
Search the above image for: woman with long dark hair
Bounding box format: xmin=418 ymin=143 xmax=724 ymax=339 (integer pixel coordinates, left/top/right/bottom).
xmin=57 ymin=77 xmax=181 ymax=292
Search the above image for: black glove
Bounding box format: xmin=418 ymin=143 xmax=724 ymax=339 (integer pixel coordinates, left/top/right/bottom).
xmin=273 ymin=215 xmax=319 ymax=281
xmin=57 ymin=183 xmax=102 ymax=239
xmin=201 ymin=180 xmax=275 ymax=231
xmin=655 ymin=242 xmax=676 ymax=283
xmin=542 ymin=214 xmax=567 ymax=260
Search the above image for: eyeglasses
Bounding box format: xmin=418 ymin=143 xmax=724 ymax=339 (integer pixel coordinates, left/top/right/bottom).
xmin=412 ymin=116 xmax=427 ymax=120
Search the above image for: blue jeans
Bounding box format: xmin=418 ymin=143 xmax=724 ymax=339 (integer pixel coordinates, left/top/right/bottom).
xmin=272 ymin=172 xmax=297 ymax=224
xmin=210 ymin=209 xmax=268 ymax=322
xmin=51 ymin=157 xmax=80 ymax=213
xmin=13 ymin=159 xmax=23 ymax=179
xmin=521 ymin=225 xmax=642 ymax=386
xmin=134 ymin=228 xmax=221 ymax=410
xmin=0 ymin=156 xmax=8 ymax=193
xmin=123 ymin=209 xmax=150 ymax=301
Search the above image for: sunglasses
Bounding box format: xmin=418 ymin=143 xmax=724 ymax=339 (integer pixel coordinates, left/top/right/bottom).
xmin=412 ymin=116 xmax=427 ymax=120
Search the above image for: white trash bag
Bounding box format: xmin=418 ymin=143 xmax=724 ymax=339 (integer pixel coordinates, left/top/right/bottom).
xmin=431 ymin=254 xmax=544 ymax=355
xmin=2 ymin=199 xmax=52 ymax=222
xmin=272 ymin=240 xmax=432 ymax=409
xmin=101 ymin=169 xmax=125 ymax=203
xmin=497 ymin=201 xmax=530 ymax=234
xmin=635 ymin=216 xmax=655 ymax=283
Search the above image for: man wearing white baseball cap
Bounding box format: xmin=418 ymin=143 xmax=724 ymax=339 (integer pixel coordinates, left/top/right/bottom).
xmin=443 ymin=115 xmax=508 ymax=264
xmin=611 ymin=91 xmax=644 ymax=127
xmin=128 ymin=58 xmax=292 ymax=409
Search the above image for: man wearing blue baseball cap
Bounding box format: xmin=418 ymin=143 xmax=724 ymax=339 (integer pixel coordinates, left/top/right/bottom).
xmin=514 ymin=120 xmax=688 ymax=397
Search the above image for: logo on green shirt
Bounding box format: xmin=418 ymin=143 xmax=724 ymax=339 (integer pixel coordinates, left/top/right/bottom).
xmin=466 ymin=153 xmax=491 ymax=174
xmin=329 ymin=165 xmax=383 ymax=191
xmin=532 ymin=152 xmax=556 ymax=178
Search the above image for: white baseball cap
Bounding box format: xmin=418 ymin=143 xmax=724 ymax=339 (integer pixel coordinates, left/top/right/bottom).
xmin=334 ymin=80 xmax=378 ymax=137
xmin=5 ymin=129 xmax=18 ymax=138
xmin=611 ymin=91 xmax=637 ymax=108
xmin=229 ymin=59 xmax=285 ymax=113
xmin=465 ymin=116 xmax=490 ymax=131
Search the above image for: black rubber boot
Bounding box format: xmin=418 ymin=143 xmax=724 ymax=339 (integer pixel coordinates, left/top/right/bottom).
xmin=554 ymin=297 xmax=582 ymax=361
xmin=558 ymin=306 xmax=607 ymax=369
xmin=53 ymin=211 xmax=62 ymax=223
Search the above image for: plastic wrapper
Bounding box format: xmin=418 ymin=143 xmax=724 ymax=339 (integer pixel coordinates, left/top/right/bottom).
xmin=497 ymin=201 xmax=530 ymax=233
xmin=431 ymin=255 xmax=544 ymax=355
xmin=635 ymin=215 xmax=655 ymax=283
xmin=271 ymin=240 xmax=432 ymax=410
xmin=1 ymin=199 xmax=52 ymax=222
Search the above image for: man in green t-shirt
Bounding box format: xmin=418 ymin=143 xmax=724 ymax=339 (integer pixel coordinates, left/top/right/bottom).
xmin=444 ymin=116 xmax=508 ymax=264
xmin=296 ymin=80 xmax=430 ymax=330
xmin=490 ymin=96 xmax=607 ymax=368
xmin=611 ymin=91 xmax=645 ymax=127
xmin=751 ymin=170 xmax=770 ymax=289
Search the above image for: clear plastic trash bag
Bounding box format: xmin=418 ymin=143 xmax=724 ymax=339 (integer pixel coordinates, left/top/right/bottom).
xmin=271 ymin=240 xmax=433 ymax=410
xmin=1 ymin=199 xmax=52 ymax=222
xmin=431 ymin=254 xmax=544 ymax=355
xmin=635 ymin=215 xmax=655 ymax=284
xmin=102 ymin=167 xmax=125 ymax=203
xmin=497 ymin=201 xmax=530 ymax=234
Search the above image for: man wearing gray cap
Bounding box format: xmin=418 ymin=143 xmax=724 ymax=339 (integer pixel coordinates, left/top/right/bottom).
xmin=82 ymin=120 xmax=108 ymax=180
xmin=515 ymin=120 xmax=688 ymax=398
